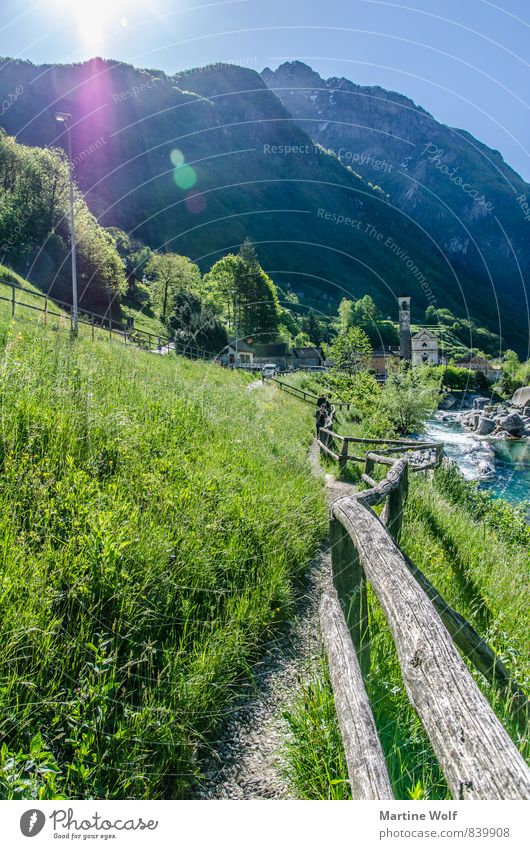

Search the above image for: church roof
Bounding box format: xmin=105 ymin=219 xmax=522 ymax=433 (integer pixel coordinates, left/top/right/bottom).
xmin=411 ymin=328 xmax=438 ymax=340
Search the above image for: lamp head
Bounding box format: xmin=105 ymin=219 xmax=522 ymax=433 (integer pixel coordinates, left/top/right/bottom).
xmin=55 ymin=111 xmax=71 ymax=124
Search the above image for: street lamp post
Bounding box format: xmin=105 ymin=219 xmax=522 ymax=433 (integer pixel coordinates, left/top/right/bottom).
xmin=55 ymin=112 xmax=78 ymax=335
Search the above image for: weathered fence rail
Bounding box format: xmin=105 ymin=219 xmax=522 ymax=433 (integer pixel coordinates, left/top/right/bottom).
xmin=318 ymin=425 xmax=443 ymax=475
xmin=263 ymin=375 xmax=351 ymax=411
xmin=322 ymin=453 xmax=530 ymax=800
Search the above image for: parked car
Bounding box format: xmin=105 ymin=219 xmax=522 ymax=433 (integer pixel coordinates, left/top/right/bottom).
xmin=262 ymin=363 xmax=279 ymax=377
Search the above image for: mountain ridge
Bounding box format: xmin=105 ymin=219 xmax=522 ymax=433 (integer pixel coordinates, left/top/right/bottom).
xmin=0 ymin=56 xmax=526 ymax=351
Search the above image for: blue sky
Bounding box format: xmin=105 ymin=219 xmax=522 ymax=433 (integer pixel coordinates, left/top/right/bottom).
xmin=1 ymin=0 xmax=529 ymax=179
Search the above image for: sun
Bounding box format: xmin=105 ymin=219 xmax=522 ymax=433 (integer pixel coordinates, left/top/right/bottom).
xmin=58 ymin=0 xmax=135 ymax=50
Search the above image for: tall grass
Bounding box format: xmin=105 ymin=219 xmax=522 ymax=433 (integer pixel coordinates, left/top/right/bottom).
xmin=0 ymin=318 xmax=326 ymax=799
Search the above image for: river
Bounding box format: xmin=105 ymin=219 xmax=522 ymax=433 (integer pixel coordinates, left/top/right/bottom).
xmin=423 ymin=412 xmax=530 ymax=504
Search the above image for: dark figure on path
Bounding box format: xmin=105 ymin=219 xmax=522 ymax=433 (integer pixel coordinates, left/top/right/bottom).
xmin=315 ymin=403 xmax=328 ymax=436
xmin=316 ymin=394 xmax=331 ymax=414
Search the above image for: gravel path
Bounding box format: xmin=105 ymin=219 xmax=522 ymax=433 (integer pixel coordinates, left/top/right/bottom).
xmin=195 ymin=439 xmax=355 ymax=799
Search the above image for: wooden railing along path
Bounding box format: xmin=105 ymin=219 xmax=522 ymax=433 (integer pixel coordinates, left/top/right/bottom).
xmin=317 ymin=427 xmax=443 ymax=477
xmin=0 ymin=278 xmax=214 ymax=360
xmin=319 ymin=437 xmax=530 ymax=800
xmin=263 ymin=375 xmax=351 ymax=411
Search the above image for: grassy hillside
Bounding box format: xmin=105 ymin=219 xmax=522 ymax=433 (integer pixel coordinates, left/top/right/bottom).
xmin=0 ymin=317 xmax=326 ymax=800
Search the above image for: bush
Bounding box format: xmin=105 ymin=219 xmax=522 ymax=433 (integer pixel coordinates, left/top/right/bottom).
xmin=378 ymin=369 xmax=440 ymax=434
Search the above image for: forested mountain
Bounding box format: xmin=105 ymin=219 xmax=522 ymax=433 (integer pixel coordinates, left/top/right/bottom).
xmin=262 ymin=61 xmax=530 ymax=352
xmin=0 ymin=56 xmax=526 ymax=350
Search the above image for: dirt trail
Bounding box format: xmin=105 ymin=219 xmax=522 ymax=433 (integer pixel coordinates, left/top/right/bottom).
xmin=195 ymin=439 xmax=355 ymax=799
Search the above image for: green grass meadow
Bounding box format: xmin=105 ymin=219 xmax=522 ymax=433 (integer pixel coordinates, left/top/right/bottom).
xmin=0 ymin=316 xmax=326 ymax=799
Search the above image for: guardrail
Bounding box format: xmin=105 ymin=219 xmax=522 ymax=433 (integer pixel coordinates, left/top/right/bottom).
xmin=0 ymin=279 xmax=214 ymax=361
xmin=263 ymin=375 xmax=351 ymax=411
xmin=317 ymin=428 xmax=443 ymax=476
xmin=321 ymin=453 xmax=530 ymax=799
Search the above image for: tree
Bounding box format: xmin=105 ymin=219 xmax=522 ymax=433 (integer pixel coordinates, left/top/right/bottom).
xmin=338 ymin=298 xmax=354 ymax=331
xmin=202 ymin=241 xmax=279 ymax=339
xmin=501 ymin=350 xmax=521 ymax=395
xmin=293 ymin=331 xmax=312 ymax=347
xmin=353 ymin=294 xmax=380 ymax=324
xmin=146 ymin=253 xmax=201 ymax=322
xmin=169 ymin=289 xmax=228 ymax=354
xmin=379 ymin=369 xmax=440 ymax=434
xmin=329 ymin=327 xmax=372 ymax=373
xmin=0 ymin=132 xmax=127 ymax=309
xmin=301 ymin=310 xmax=322 ymax=345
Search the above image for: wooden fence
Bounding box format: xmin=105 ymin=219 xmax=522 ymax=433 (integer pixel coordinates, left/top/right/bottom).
xmin=0 ymin=279 xmax=213 ymax=361
xmin=263 ymin=375 xmax=351 ymax=411
xmin=317 ymin=427 xmax=443 ymax=477
xmin=321 ymin=451 xmax=530 ymax=800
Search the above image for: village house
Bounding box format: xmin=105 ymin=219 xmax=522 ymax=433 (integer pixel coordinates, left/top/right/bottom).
xmin=221 ymin=341 xmax=324 ymax=371
xmin=221 ymin=340 xmax=290 ymax=370
xmin=289 ymin=346 xmax=325 ymax=369
xmin=370 ymin=346 xmax=400 ymax=378
xmin=454 ymin=355 xmax=502 ymax=383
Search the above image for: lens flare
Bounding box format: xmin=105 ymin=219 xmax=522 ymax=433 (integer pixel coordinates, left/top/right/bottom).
xmin=185 ymin=192 xmax=207 ymax=214
xmin=173 ymin=164 xmax=197 ymax=190
xmin=170 ymin=148 xmax=185 ymax=167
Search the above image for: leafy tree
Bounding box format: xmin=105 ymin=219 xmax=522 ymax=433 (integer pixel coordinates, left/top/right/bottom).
xmin=301 ymin=310 xmax=322 ymax=345
xmin=353 ymin=294 xmax=380 ymax=324
xmin=329 ymin=327 xmax=372 ymax=373
xmin=378 ymin=369 xmax=440 ymax=434
xmin=169 ymin=289 xmax=228 ymax=354
xmin=202 ymin=241 xmax=279 ymax=339
xmin=338 ymin=298 xmax=354 ymax=331
xmin=293 ymin=331 xmax=312 ymax=347
xmin=0 ymin=131 xmax=126 ymax=309
xmin=501 ymin=349 xmax=520 ymax=395
xmin=146 ymin=253 xmax=201 ymax=322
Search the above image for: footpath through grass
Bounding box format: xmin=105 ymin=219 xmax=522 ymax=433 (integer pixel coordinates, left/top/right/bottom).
xmin=0 ymin=318 xmax=326 ymax=799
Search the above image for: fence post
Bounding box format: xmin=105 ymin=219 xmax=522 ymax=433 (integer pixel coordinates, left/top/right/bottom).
xmin=11 ymin=284 xmax=15 ymax=317
xmin=364 ymin=455 xmax=375 ymax=480
xmin=382 ymin=463 xmax=408 ymax=543
xmin=338 ymin=438 xmax=349 ymax=475
xmin=330 ymin=516 xmax=370 ymax=677
xmin=91 ymin=317 xmax=95 ymax=342
xmin=44 ymin=296 xmax=48 ymax=326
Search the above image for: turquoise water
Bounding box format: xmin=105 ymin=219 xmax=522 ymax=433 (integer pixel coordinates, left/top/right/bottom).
xmin=424 ymin=414 xmax=530 ymax=504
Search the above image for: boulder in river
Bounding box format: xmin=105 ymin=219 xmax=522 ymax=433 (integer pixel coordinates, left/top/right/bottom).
xmin=512 ymin=386 xmax=530 ymax=408
xmin=440 ymin=393 xmax=457 ymax=410
xmin=476 ymin=416 xmax=496 ymax=436
xmin=497 ymin=412 xmax=525 ymax=436
xmin=473 ymin=396 xmax=489 ymax=410
xmin=477 ymin=460 xmax=495 ymax=479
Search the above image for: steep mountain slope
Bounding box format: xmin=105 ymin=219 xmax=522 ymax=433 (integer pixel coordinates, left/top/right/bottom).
xmin=262 ymin=62 xmax=530 ymax=352
xmin=0 ymin=57 xmax=520 ymax=348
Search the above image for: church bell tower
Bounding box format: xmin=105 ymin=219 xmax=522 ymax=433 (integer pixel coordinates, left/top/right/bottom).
xmin=398 ymin=296 xmax=411 ymax=361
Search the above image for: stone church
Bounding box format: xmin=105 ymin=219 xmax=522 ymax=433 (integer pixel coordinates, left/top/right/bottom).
xmin=398 ymin=297 xmax=441 ymax=366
